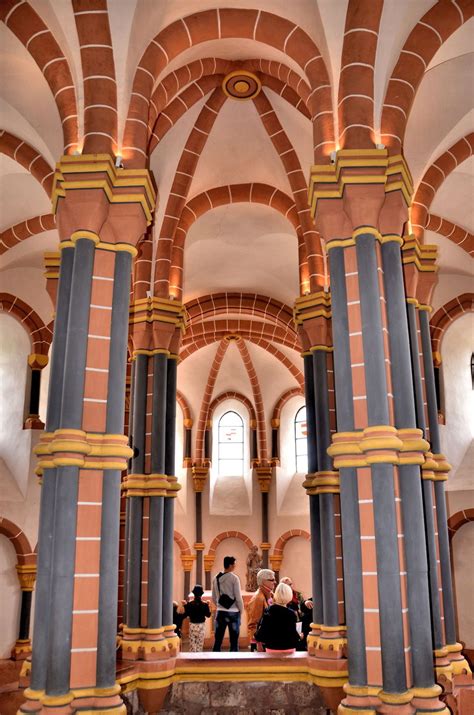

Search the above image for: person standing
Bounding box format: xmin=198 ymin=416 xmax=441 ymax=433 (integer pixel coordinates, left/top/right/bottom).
xmin=246 ymin=569 xmax=276 ymax=651
xmin=184 ymin=585 xmax=211 ymax=652
xmin=211 ymin=556 xmax=244 ymax=652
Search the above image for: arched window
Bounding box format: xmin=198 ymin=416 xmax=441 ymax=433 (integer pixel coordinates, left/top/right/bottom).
xmin=294 ymin=406 xmax=308 ymax=473
xmin=218 ymin=410 xmax=244 ymax=476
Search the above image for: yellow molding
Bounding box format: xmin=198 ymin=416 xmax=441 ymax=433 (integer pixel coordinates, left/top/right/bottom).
xmin=71 ymin=230 xmax=100 ymax=245
xmin=379 ymin=234 xmax=403 ymax=246
xmin=352 ymin=226 xmax=381 ymax=241
xmin=28 ymin=354 xmax=49 ymax=368
xmin=59 ymin=240 xmax=75 ymax=250
xmin=72 ymin=684 xmax=121 ymax=699
xmin=310 ymin=345 xmax=333 ymax=352
xmin=378 ymin=690 xmax=412 ymax=705
xmin=96 ymin=241 xmax=138 ymax=257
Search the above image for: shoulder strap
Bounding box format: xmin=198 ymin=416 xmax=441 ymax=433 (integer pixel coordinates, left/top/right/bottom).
xmin=216 ymin=571 xmax=223 ymax=594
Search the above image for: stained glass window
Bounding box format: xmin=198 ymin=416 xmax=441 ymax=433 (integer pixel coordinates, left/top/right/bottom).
xmin=295 ymin=406 xmax=308 ymax=473
xmin=218 ymin=410 xmax=244 ymax=476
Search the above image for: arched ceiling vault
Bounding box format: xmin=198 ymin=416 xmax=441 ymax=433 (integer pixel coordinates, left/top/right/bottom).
xmin=1 ymin=0 xmax=472 ymax=425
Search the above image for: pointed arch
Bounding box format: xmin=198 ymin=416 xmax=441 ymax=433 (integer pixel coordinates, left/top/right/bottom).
xmin=0 ymin=131 xmax=55 ymax=195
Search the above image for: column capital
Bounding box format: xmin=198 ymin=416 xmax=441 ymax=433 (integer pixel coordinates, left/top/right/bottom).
xmin=402 ymin=234 xmax=438 ymax=305
xmin=269 ymin=554 xmax=283 ymax=571
xmin=35 ymin=430 xmax=132 ymax=474
xmin=303 ymin=471 xmax=340 ymax=496
xmin=293 ymin=291 xmax=332 ymax=352
xmin=255 ymin=465 xmax=273 ymax=492
xmin=309 ymin=149 xmax=413 ymax=241
xmin=130 ymin=297 xmax=187 ymax=353
xmin=191 ymin=465 xmax=208 ymax=492
xmin=28 ymin=353 xmax=49 ymax=370
xmin=16 ymin=564 xmax=37 ymax=591
xmin=327 ymin=426 xmax=430 ymax=469
xmin=180 ymin=554 xmax=195 ymax=572
xmin=203 ymin=555 xmax=215 ymax=571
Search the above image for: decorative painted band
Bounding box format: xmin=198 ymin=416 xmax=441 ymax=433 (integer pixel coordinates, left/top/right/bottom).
xmin=122 ymin=473 xmax=180 ymax=498
xmin=35 ymin=429 xmax=132 ymax=473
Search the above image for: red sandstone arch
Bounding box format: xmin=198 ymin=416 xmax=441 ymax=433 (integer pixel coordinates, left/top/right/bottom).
xmin=194 ymin=339 xmax=230 ymax=464
xmin=338 ymin=0 xmax=383 ymax=149
xmin=148 ymin=57 xmax=312 ymax=142
xmin=185 ymin=292 xmax=295 ymax=332
xmin=174 ymin=530 xmax=192 ymax=556
xmin=149 ymin=69 xmax=310 ymax=156
xmin=154 ymin=88 xmax=226 ymax=298
xmin=425 ymin=213 xmax=474 ymax=257
xmin=272 ymin=529 xmax=310 ymax=558
xmin=132 ymin=235 xmax=153 ymax=302
xmin=0 ymin=214 xmax=56 ymax=256
xmin=72 ymin=0 xmax=117 ymax=155
xmin=272 ymin=387 xmax=304 ymax=422
xmin=176 ymin=390 xmax=192 ymax=423
xmin=170 ymin=189 xmax=305 ymax=300
xmin=0 ymin=293 xmax=52 ymax=355
xmin=0 ymin=517 xmax=35 ymax=566
xmin=236 ymin=339 xmax=268 ymax=463
xmin=430 ymin=293 xmax=474 ymax=366
xmin=208 ymin=531 xmax=254 ymax=556
xmin=0 ymin=131 xmax=55 ymax=196
xmin=123 ymin=8 xmax=334 ymax=167
xmin=182 ymin=319 xmax=299 ymax=352
xmin=208 ymin=392 xmax=256 ymax=424
xmin=180 ymin=333 xmax=303 ymax=387
xmin=253 ymin=91 xmax=323 ymax=292
xmin=412 ymin=135 xmax=474 ymax=241
xmin=381 ymin=1 xmax=473 ymax=153
xmin=1 ymin=0 xmax=78 ymax=152
xmin=448 ymin=509 xmax=474 ymax=541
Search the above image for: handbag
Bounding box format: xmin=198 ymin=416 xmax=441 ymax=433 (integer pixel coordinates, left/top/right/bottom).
xmin=216 ymin=572 xmax=235 ymax=609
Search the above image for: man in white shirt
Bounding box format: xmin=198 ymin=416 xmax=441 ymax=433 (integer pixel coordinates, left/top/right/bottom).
xmin=211 ymin=555 xmax=244 ymax=651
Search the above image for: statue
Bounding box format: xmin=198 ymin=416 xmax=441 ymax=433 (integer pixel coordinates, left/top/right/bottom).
xmin=245 ymin=544 xmax=262 ymax=592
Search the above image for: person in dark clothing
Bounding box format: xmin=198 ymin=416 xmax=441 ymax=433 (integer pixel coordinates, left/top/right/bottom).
xmin=173 ymin=600 xmax=186 ymax=638
xmin=299 ymin=597 xmax=313 ymax=650
xmin=184 ymin=584 xmax=211 ymax=651
xmin=255 ymin=582 xmax=301 ymax=653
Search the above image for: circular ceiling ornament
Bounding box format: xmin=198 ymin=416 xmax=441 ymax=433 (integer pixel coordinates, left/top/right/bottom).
xmin=222 ymin=71 xmax=262 ymax=100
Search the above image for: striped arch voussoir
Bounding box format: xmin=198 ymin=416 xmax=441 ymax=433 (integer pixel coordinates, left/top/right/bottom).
xmin=0 ymin=293 xmax=52 ymax=355
xmin=0 ymin=214 xmax=55 ymax=255
xmin=0 ymin=517 xmax=35 ymax=565
xmin=425 ymin=213 xmax=474 ymax=257
xmin=412 ymin=134 xmax=474 ymax=241
xmin=381 ymin=0 xmax=473 ymax=152
xmin=430 ymin=293 xmax=474 ymax=364
xmin=273 ymin=529 xmax=310 ymax=556
xmin=448 ymin=509 xmax=474 ymax=540
xmin=1 ymin=0 xmax=78 ymax=152
xmin=0 ymin=131 xmax=55 ymax=196
xmin=176 ymin=390 xmax=192 ymax=422
xmin=208 ymin=531 xmax=254 ymax=556
xmin=174 ymin=530 xmax=192 ymax=556
xmin=272 ymin=387 xmax=305 ymax=422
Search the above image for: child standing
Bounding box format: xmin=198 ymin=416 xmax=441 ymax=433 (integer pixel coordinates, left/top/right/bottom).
xmin=184 ymin=585 xmax=211 ymax=652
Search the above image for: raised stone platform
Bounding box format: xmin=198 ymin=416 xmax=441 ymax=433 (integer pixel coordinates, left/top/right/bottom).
xmin=120 ymin=652 xmax=333 ymax=714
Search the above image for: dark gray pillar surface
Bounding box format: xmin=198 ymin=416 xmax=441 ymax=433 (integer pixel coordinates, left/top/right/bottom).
xmin=339 ymin=467 xmax=367 ymax=685
xmin=382 ymin=241 xmax=435 ymax=686
xmin=18 ymin=590 xmax=33 ymax=641
xmin=29 ymin=369 xmax=41 ymax=416
xmin=309 ymin=494 xmax=323 ymax=625
xmin=148 ymin=496 xmax=164 ymax=628
xmin=46 ymin=237 xmax=95 ymax=695
xmin=131 ymin=355 xmax=148 ymax=474
xmin=151 ymin=353 xmax=167 ymax=474
xmin=356 ymin=234 xmax=389 ymax=425
xmin=371 ymin=464 xmax=406 ymax=693
xmin=126 ymin=497 xmax=143 ymax=628
xmin=162 ymin=497 xmax=174 ymax=625
xmin=195 ymin=491 xmax=203 ymax=584
xmin=262 ymin=492 xmax=269 ymax=568
xmin=406 ymin=303 xmax=426 ymax=433
xmin=303 ymin=354 xmax=317 ymax=474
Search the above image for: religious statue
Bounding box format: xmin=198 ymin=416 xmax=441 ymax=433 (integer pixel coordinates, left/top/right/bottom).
xmin=245 ymin=544 xmax=262 ymax=592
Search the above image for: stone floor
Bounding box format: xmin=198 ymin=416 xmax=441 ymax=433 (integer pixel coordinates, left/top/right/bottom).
xmin=0 ymin=660 xmax=24 ymax=715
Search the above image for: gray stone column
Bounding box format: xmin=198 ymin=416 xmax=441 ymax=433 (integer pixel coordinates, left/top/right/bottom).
xmin=303 ymin=353 xmax=322 ymax=624
xmin=329 ymin=246 xmax=366 ymax=686
xmin=46 ymin=237 xmax=95 ymax=696
xmin=420 ymin=310 xmax=457 ymax=649
xmin=96 ymin=250 xmax=132 ymax=688
xmin=163 ymin=356 xmax=178 ymax=625
xmin=148 ymin=352 xmax=167 ymax=628
xmin=381 ymin=240 xmax=436 ymax=687
xmin=126 ymin=353 xmax=147 ymax=628
xmin=357 ymin=234 xmax=406 ymax=693
xmin=313 ymin=349 xmax=339 ymax=628
xmin=30 ymin=246 xmax=74 ymax=694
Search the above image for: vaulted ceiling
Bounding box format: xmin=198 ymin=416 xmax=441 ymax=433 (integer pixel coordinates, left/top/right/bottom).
xmin=1 ymin=0 xmax=473 ymax=434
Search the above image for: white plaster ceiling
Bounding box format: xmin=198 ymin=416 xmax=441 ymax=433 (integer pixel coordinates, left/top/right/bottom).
xmin=0 ymin=0 xmax=472 ymax=415
xmin=182 ymin=204 xmax=300 ymax=305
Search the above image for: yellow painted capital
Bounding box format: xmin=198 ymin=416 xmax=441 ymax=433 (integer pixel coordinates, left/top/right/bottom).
xmin=16 ymin=564 xmax=37 ymax=591
xmin=28 ymin=354 xmax=49 ymax=369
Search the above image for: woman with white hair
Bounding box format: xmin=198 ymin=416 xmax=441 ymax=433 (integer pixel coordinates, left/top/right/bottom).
xmin=255 ymin=581 xmax=301 ymax=654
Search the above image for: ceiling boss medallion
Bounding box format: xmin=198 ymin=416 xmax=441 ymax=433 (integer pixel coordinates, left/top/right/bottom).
xmin=222 ymin=70 xmax=262 ymax=100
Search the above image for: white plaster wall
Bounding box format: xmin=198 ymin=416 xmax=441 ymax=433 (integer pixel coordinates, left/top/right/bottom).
xmin=0 ymin=315 xmax=33 ymax=500
xmin=432 ymin=274 xmax=474 ymax=313
xmin=278 ymin=536 xmax=312 ymax=600
xmin=439 ymin=314 xmax=474 ymax=483
xmin=276 ymin=394 xmax=308 ymax=515
xmin=0 ymin=536 xmax=21 ymax=659
xmin=451 ymin=523 xmax=474 ymax=649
